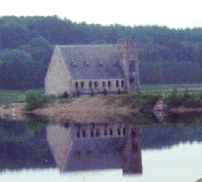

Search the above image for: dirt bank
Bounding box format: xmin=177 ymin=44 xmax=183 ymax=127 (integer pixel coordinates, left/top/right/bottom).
xmin=0 ymin=96 xmax=136 ymax=122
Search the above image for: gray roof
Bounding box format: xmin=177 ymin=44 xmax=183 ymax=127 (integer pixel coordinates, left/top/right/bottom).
xmin=57 ymin=44 xmax=125 ymax=80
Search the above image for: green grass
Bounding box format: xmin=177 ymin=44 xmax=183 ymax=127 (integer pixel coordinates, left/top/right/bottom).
xmin=58 ymin=98 xmax=71 ymax=104
xmin=0 ymin=90 xmax=27 ymax=106
xmin=141 ymin=83 xmax=202 ymax=94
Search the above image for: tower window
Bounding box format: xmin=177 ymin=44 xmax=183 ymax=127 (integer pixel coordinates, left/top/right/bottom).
xmin=91 ymin=130 xmax=94 ymax=137
xmin=130 ymin=65 xmax=132 ymax=72
xmin=77 ymin=130 xmax=80 ymax=138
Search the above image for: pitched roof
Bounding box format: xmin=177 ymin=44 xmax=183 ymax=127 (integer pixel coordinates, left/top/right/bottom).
xmin=56 ymin=44 xmax=125 ymax=80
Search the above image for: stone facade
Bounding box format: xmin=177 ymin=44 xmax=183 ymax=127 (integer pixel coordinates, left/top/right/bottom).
xmin=45 ymin=48 xmax=72 ymax=95
xmin=45 ymin=39 xmax=140 ymax=96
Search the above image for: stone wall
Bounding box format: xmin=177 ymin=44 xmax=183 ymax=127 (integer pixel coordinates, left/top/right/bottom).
xmin=70 ymin=78 xmax=126 ymax=95
xmin=45 ymin=47 xmax=72 ymax=96
xmin=118 ymin=39 xmax=140 ymax=92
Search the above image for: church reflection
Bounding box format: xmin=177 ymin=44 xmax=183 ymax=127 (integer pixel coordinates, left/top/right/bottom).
xmin=46 ymin=122 xmax=142 ymax=175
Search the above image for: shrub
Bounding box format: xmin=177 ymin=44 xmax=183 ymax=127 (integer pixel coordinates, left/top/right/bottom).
xmin=23 ymin=90 xmax=49 ymax=111
xmin=90 ymin=89 xmax=94 ymax=97
xmin=164 ymin=87 xmax=183 ymax=108
xmin=103 ymin=88 xmax=107 ymax=96
xmin=130 ymin=92 xmax=161 ymax=110
xmin=76 ymin=89 xmax=80 ymax=97
xmin=117 ymin=88 xmax=121 ymax=95
xmin=62 ymin=91 xmax=69 ymax=98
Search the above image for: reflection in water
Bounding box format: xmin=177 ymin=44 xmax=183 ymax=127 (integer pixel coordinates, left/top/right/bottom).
xmin=46 ymin=123 xmax=142 ymax=175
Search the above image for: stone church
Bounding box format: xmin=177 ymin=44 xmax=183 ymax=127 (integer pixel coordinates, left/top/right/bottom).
xmin=45 ymin=39 xmax=140 ymax=96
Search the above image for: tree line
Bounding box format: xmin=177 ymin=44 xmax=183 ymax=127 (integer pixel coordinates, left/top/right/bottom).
xmin=0 ymin=15 xmax=202 ymax=89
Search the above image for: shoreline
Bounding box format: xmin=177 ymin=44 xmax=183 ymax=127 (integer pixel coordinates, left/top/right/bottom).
xmin=1 ymin=96 xmax=202 ymax=122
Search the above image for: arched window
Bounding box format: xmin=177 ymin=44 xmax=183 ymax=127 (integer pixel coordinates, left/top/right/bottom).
xmin=94 ymin=81 xmax=98 ymax=88
xmin=96 ymin=129 xmax=100 ymax=137
xmin=117 ymin=128 xmax=121 ymax=136
xmin=104 ymin=128 xmax=108 ymax=136
xmin=91 ymin=130 xmax=94 ymax=137
xmin=108 ymin=81 xmax=111 ymax=88
xmin=121 ymin=80 xmax=124 ymax=87
xmin=83 ymin=130 xmax=86 ymax=137
xmin=77 ymin=130 xmax=80 ymax=138
xmin=110 ymin=128 xmax=113 ymax=136
xmin=75 ymin=82 xmax=78 ymax=89
xmin=116 ymin=80 xmax=119 ymax=87
xmin=81 ymin=82 xmax=84 ymax=89
xmin=89 ymin=81 xmax=92 ymax=88
xmin=102 ymin=81 xmax=106 ymax=87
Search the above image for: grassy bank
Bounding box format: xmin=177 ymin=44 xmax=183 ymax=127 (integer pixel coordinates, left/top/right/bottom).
xmin=0 ymin=90 xmax=26 ymax=106
xmin=1 ymin=83 xmax=202 ymax=109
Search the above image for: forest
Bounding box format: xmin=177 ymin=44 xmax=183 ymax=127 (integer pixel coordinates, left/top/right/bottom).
xmin=0 ymin=15 xmax=202 ymax=89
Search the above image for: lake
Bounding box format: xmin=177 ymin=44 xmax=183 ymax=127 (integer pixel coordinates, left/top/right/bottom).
xmin=0 ymin=112 xmax=202 ymax=182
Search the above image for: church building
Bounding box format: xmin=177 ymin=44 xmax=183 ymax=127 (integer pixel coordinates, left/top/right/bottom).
xmin=45 ymin=39 xmax=140 ymax=96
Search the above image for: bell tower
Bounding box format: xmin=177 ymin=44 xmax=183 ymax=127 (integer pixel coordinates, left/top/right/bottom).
xmin=118 ymin=39 xmax=140 ymax=93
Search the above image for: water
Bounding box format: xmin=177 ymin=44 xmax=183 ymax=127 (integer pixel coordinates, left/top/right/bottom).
xmin=0 ymin=113 xmax=202 ymax=182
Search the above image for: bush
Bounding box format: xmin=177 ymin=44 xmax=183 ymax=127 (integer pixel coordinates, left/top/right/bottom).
xmin=76 ymin=89 xmax=80 ymax=97
xmin=90 ymin=89 xmax=94 ymax=97
xmin=117 ymin=88 xmax=121 ymax=95
xmin=164 ymin=88 xmax=202 ymax=108
xmin=103 ymin=88 xmax=107 ymax=96
xmin=164 ymin=87 xmax=183 ymax=108
xmin=62 ymin=91 xmax=69 ymax=98
xmin=23 ymin=90 xmax=49 ymax=111
xmin=130 ymin=92 xmax=161 ymax=110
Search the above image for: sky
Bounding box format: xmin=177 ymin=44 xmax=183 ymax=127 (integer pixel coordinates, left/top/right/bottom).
xmin=1 ymin=0 xmax=201 ymax=29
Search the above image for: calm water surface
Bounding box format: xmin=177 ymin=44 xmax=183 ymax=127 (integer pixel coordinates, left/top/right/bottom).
xmin=0 ymin=113 xmax=202 ymax=182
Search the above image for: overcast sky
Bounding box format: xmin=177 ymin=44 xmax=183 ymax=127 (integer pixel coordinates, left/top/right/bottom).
xmin=1 ymin=0 xmax=201 ymax=29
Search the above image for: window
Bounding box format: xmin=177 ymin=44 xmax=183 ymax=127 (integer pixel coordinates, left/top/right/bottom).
xmin=130 ymin=65 xmax=132 ymax=72
xmin=108 ymin=81 xmax=111 ymax=88
xmin=104 ymin=128 xmax=108 ymax=136
xmin=132 ymin=142 xmax=138 ymax=152
xmin=102 ymin=81 xmax=106 ymax=87
xmin=116 ymin=80 xmax=119 ymax=87
xmin=77 ymin=130 xmax=80 ymax=138
xmin=96 ymin=129 xmax=100 ymax=137
xmin=123 ymin=128 xmax=126 ymax=135
xmin=89 ymin=81 xmax=92 ymax=88
xmin=121 ymin=80 xmax=124 ymax=87
xmin=94 ymin=81 xmax=98 ymax=88
xmin=83 ymin=130 xmax=86 ymax=137
xmin=91 ymin=130 xmax=94 ymax=137
xmin=81 ymin=82 xmax=84 ymax=89
xmin=110 ymin=128 xmax=113 ymax=136
xmin=133 ymin=65 xmax=135 ymax=72
xmin=75 ymin=82 xmax=78 ymax=89
xmin=117 ymin=128 xmax=121 ymax=136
